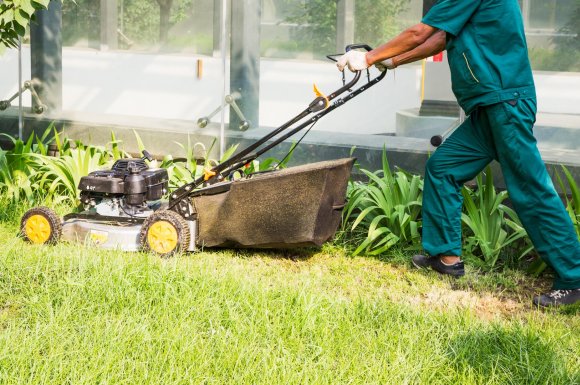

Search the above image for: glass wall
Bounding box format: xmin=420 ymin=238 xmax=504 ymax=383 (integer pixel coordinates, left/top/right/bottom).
xmin=260 ymin=0 xmax=423 ymax=60
xmin=1 ymin=0 xmax=578 ymax=166
xmin=258 ymin=0 xmax=426 ymax=139
xmin=62 ymin=0 xmax=215 ymax=54
xmin=254 ymin=0 xmax=580 ymax=156
xmin=57 ymin=0 xmax=225 ymax=158
xmin=525 ymin=0 xmax=579 ymax=72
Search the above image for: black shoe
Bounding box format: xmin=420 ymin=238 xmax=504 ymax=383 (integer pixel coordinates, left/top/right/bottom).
xmin=532 ymin=289 xmax=580 ymax=307
xmin=412 ymin=254 xmax=465 ymax=277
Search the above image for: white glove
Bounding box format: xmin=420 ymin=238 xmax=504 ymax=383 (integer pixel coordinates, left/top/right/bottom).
xmin=336 ymin=50 xmax=369 ymax=72
xmin=374 ymin=58 xmax=396 ymax=72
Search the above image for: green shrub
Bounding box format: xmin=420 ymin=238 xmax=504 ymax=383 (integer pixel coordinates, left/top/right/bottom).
xmin=529 ymin=165 xmax=580 ymax=276
xmin=556 ymin=165 xmax=580 ymax=238
xmin=34 ymin=147 xmax=108 ymax=204
xmin=461 ymin=166 xmax=530 ymax=270
xmin=343 ymin=149 xmax=423 ymax=256
xmin=0 ymin=126 xmax=55 ymax=203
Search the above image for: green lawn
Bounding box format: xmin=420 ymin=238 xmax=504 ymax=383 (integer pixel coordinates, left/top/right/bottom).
xmin=0 ymin=223 xmax=578 ymax=385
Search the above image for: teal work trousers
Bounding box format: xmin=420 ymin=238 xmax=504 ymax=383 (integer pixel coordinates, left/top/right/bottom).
xmin=422 ymin=98 xmax=580 ymax=289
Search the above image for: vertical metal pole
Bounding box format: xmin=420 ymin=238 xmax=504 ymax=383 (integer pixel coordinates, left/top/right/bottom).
xmin=229 ymin=0 xmax=260 ymax=131
xmin=419 ymin=0 xmax=459 ymax=118
xmin=30 ymin=0 xmax=63 ymax=113
xmin=120 ymin=0 xmax=124 ymax=32
xmin=213 ymin=0 xmax=229 ymax=57
xmin=521 ymin=0 xmax=530 ymax=29
xmin=336 ymin=0 xmax=354 ymax=52
xmin=18 ymin=36 xmax=23 ymax=140
xmin=219 ymin=0 xmax=228 ymax=158
xmin=88 ymin=0 xmax=100 ymax=50
xmin=100 ymin=0 xmax=118 ymax=50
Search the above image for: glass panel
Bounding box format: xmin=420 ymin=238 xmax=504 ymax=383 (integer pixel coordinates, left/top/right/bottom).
xmin=354 ymin=0 xmax=421 ymax=47
xmin=61 ymin=0 xmax=90 ymax=48
xmin=528 ymin=0 xmax=575 ymax=30
xmin=62 ymin=0 xmax=215 ymax=54
xmin=526 ymin=0 xmax=579 ymax=72
xmin=2 ymin=0 xmax=574 ymax=177
xmin=119 ymin=0 xmax=215 ymax=54
xmin=247 ymin=0 xmax=579 ymax=165
xmin=0 ymin=44 xmax=32 ymax=134
xmin=58 ymin=0 xmax=226 ymax=160
xmin=260 ymin=0 xmax=422 ymax=60
xmin=254 ymin=0 xmax=431 ymax=149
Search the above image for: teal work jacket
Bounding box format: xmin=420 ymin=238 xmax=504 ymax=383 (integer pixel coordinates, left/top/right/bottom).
xmin=422 ymin=0 xmax=535 ymax=114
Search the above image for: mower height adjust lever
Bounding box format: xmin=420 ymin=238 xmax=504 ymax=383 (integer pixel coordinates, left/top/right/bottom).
xmin=141 ymin=150 xmax=154 ymax=162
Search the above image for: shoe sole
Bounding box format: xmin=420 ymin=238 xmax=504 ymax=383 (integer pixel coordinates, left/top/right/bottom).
xmin=412 ymin=258 xmax=464 ymax=278
xmin=411 ymin=259 xmax=425 ymax=270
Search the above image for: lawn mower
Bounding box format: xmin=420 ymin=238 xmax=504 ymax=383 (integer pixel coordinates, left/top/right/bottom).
xmin=19 ymin=45 xmax=387 ymax=256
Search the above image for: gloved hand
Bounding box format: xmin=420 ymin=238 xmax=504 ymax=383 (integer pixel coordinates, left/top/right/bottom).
xmin=336 ymin=50 xmax=369 ymax=72
xmin=374 ymin=58 xmax=396 ymax=72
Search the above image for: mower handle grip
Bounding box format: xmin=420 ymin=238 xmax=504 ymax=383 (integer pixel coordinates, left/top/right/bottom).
xmin=326 ymin=44 xmax=374 ymax=62
xmin=345 ymin=44 xmax=373 ymax=52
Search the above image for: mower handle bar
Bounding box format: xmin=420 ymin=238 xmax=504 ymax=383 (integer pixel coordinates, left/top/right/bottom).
xmin=326 ymin=44 xmax=373 ymax=62
xmin=168 ymin=45 xmax=385 ymax=210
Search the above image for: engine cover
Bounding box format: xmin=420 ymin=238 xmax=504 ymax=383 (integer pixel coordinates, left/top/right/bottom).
xmin=78 ymin=158 xmax=168 ymax=201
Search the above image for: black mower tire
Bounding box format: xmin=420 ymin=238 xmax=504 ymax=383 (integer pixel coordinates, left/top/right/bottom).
xmin=139 ymin=210 xmax=190 ymax=257
xmin=20 ymin=206 xmax=62 ymax=245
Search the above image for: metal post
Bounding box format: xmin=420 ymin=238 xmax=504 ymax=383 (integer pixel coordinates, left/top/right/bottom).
xmin=336 ymin=0 xmax=354 ymax=52
xmin=88 ymin=0 xmax=118 ymax=50
xmin=88 ymin=0 xmax=100 ymax=50
xmin=213 ymin=0 xmax=230 ymax=57
xmin=100 ymin=0 xmax=118 ymax=50
xmin=418 ymin=0 xmax=459 ymax=118
xmin=219 ymin=0 xmax=228 ymax=158
xmin=18 ymin=37 xmax=23 ymax=140
xmin=521 ymin=0 xmax=530 ymax=29
xmin=30 ymin=0 xmax=63 ymax=114
xmin=229 ymin=0 xmax=261 ymax=131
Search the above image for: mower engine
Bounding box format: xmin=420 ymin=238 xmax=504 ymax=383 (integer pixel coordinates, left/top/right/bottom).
xmin=78 ymin=158 xmax=169 ymax=218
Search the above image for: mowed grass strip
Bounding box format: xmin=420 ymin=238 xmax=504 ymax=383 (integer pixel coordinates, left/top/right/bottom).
xmin=0 ymin=225 xmax=578 ymax=385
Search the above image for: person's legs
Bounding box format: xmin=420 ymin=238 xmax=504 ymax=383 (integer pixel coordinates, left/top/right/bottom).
xmin=484 ymin=99 xmax=580 ymax=293
xmin=421 ymin=110 xmax=494 ymax=258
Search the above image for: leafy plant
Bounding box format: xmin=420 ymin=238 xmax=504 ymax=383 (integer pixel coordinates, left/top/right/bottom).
xmin=556 ymin=165 xmax=580 ymax=238
xmin=343 ymin=148 xmax=423 ymax=256
xmin=529 ymin=165 xmax=580 ymax=276
xmin=150 ymin=133 xmax=240 ymax=189
xmin=0 ymin=152 xmax=36 ymax=202
xmin=30 ymin=128 xmax=117 ymax=203
xmin=0 ymin=129 xmax=52 ymax=202
xmin=108 ymin=131 xmax=130 ymax=162
xmin=0 ymin=0 xmax=52 ymax=49
xmin=236 ymin=142 xmax=298 ymax=178
xmin=33 ymin=147 xmax=106 ymax=203
xmin=461 ymin=166 xmax=529 ymax=270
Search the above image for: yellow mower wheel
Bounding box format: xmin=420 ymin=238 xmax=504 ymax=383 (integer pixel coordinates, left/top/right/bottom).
xmin=139 ymin=210 xmax=190 ymax=257
xmin=20 ymin=207 xmax=62 ymax=245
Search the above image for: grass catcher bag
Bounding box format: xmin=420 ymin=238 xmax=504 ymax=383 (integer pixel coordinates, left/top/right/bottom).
xmin=190 ymin=158 xmax=355 ymax=248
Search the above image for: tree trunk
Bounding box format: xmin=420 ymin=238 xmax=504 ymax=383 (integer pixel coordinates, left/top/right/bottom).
xmin=157 ymin=0 xmax=173 ymax=44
